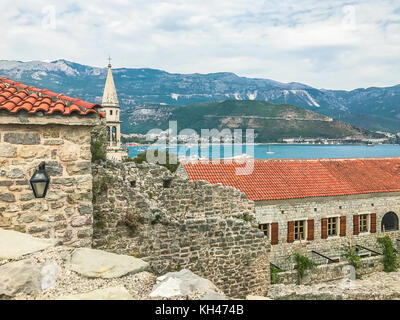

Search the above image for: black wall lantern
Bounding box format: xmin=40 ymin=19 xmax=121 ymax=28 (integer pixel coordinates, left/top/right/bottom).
xmin=30 ymin=162 xmax=50 ymax=198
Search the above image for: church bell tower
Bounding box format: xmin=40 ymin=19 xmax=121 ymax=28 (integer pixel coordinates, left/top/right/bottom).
xmin=102 ymin=58 xmax=128 ymax=161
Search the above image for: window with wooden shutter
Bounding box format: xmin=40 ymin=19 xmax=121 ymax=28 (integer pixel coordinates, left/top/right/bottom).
xmin=271 ymin=222 xmax=279 ymax=245
xmin=307 ymin=219 xmax=314 ymax=241
xmin=287 ymin=221 xmax=294 ymax=243
xmin=353 ymin=215 xmax=359 ymax=235
xmin=294 ymin=220 xmax=306 ymax=241
xmin=370 ymin=213 xmax=376 ymax=233
xmin=359 ymin=214 xmax=368 ymax=233
xmin=327 ymin=217 xmax=338 ymax=236
xmin=340 ymin=216 xmax=346 ymax=237
xmin=321 ymin=218 xmax=328 ymax=239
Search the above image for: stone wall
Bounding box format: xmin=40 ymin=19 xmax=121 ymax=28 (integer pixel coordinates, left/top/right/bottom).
xmin=256 ymin=193 xmax=400 ymax=269
xmin=277 ymin=256 xmax=383 ymax=285
xmin=0 ymin=117 xmax=96 ymax=247
xmin=92 ymin=162 xmax=270 ymax=298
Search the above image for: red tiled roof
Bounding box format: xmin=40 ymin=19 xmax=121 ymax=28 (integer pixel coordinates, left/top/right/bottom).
xmin=184 ymin=158 xmax=400 ymax=201
xmin=0 ymin=77 xmax=104 ymax=117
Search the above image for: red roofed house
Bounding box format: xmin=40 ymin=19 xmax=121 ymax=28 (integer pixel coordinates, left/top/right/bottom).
xmin=0 ymin=77 xmax=103 ymax=246
xmin=181 ymin=158 xmax=400 ymax=269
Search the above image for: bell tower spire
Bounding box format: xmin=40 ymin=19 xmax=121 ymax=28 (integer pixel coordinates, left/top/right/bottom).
xmin=101 ymin=57 xmax=128 ymax=161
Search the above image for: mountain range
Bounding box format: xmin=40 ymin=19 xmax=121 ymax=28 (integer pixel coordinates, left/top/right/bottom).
xmin=127 ymin=100 xmax=381 ymax=143
xmin=0 ymin=59 xmax=399 ymax=133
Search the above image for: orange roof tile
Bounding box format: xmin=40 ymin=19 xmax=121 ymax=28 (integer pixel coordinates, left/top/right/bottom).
xmin=183 ymin=158 xmax=400 ymax=201
xmin=0 ymin=77 xmax=104 ymax=117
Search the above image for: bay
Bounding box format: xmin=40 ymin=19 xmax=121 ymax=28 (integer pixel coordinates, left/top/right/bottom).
xmin=124 ymin=144 xmax=400 ymax=160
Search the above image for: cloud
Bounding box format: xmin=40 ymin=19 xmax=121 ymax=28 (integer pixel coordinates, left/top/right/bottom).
xmin=0 ymin=0 xmax=399 ymax=90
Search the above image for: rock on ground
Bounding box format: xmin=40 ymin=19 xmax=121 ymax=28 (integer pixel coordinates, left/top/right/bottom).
xmin=0 ymin=259 xmax=42 ymax=298
xmin=150 ymin=269 xmax=226 ymax=300
xmin=65 ymin=247 xmax=150 ymax=278
xmin=0 ymin=228 xmax=58 ymax=260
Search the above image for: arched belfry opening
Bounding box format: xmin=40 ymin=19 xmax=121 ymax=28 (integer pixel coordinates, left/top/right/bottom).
xmin=381 ymin=212 xmax=399 ymax=232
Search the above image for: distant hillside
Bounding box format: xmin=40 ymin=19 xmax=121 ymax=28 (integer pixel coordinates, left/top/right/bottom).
xmin=124 ymin=100 xmax=383 ymax=142
xmin=0 ymin=59 xmax=399 ymax=133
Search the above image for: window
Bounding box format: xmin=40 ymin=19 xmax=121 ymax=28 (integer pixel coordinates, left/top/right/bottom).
xmin=294 ymin=220 xmax=306 ymax=241
xmin=259 ymin=223 xmax=270 ymax=237
xmin=381 ymin=212 xmax=399 ymax=232
xmin=359 ymin=214 xmax=369 ymax=233
xmin=327 ymin=217 xmax=338 ymax=236
xmin=110 ymin=110 xmax=113 ymax=116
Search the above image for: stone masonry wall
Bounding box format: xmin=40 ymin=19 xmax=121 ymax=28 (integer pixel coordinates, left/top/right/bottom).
xmin=92 ymin=162 xmax=270 ymax=298
xmin=256 ymin=193 xmax=400 ymax=269
xmin=277 ymin=256 xmax=383 ymax=285
xmin=0 ymin=123 xmax=94 ymax=247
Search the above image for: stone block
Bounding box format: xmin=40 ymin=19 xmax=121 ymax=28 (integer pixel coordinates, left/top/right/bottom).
xmin=0 ymin=193 xmax=16 ymax=202
xmin=0 ymin=144 xmax=17 ymax=158
xmin=43 ymin=139 xmax=64 ymax=145
xmin=66 ymin=162 xmax=91 ymax=176
xmin=0 ymin=180 xmax=13 ymax=186
xmin=4 ymin=133 xmax=40 ymax=145
xmin=58 ymin=143 xmax=79 ymax=161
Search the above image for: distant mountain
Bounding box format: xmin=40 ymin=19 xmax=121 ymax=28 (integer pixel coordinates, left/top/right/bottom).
xmin=126 ymin=100 xmax=382 ymax=142
xmin=0 ymin=59 xmax=399 ymax=133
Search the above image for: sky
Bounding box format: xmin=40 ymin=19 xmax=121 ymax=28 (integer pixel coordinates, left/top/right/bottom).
xmin=1 ymin=0 xmax=399 ymax=90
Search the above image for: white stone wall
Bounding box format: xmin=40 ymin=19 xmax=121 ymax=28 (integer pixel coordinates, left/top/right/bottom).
xmin=255 ymin=192 xmax=400 ymax=268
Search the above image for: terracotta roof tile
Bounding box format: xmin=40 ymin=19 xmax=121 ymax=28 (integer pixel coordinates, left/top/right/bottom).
xmin=184 ymin=158 xmax=400 ymax=201
xmin=0 ymin=77 xmax=103 ymax=117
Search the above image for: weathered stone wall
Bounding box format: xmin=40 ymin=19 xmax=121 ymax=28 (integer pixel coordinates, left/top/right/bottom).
xmin=92 ymin=162 xmax=270 ymax=298
xmin=277 ymin=256 xmax=383 ymax=285
xmin=256 ymin=193 xmax=400 ymax=269
xmin=0 ymin=122 xmax=94 ymax=247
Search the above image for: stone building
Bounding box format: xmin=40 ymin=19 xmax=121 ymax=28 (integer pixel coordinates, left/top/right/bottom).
xmin=182 ymin=158 xmax=400 ymax=269
xmin=0 ymin=77 xmax=103 ymax=247
xmin=101 ymin=61 xmax=128 ymax=162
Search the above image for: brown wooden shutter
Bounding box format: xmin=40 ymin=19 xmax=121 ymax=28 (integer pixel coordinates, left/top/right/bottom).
xmin=340 ymin=216 xmax=346 ymax=237
xmin=321 ymin=218 xmax=328 ymax=239
xmin=271 ymin=222 xmax=279 ymax=245
xmin=353 ymin=215 xmax=359 ymax=235
xmin=307 ymin=219 xmax=314 ymax=241
xmin=370 ymin=213 xmax=376 ymax=233
xmin=287 ymin=221 xmax=294 ymax=243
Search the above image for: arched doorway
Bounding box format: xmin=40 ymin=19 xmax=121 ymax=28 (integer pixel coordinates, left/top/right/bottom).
xmin=381 ymin=212 xmax=399 ymax=232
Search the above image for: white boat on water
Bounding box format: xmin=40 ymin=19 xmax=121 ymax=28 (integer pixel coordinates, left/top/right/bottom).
xmin=266 ymin=145 xmax=275 ymax=154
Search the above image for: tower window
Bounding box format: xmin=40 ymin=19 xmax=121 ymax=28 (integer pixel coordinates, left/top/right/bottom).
xmin=110 ymin=110 xmax=113 ymax=116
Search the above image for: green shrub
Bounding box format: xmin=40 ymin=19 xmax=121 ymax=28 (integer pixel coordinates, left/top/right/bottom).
xmin=377 ymin=236 xmax=398 ymax=272
xmin=293 ymin=252 xmax=317 ymax=279
xmin=343 ymin=244 xmax=361 ymax=270
xmin=125 ymin=150 xmax=179 ymax=173
xmin=91 ymin=125 xmax=107 ymax=162
xmin=270 ymin=264 xmax=282 ymax=284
